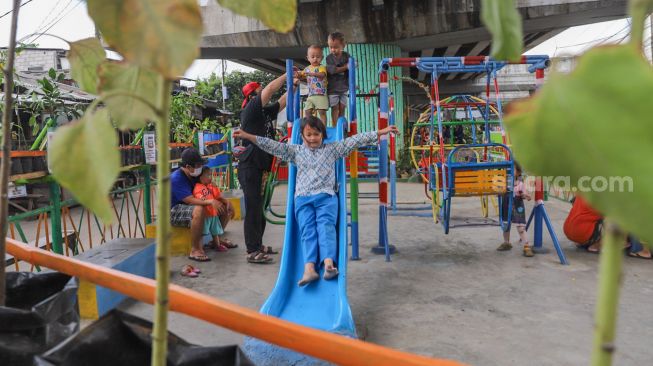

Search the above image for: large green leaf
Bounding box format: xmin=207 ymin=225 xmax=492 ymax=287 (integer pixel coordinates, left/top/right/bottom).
xmin=481 ymin=0 xmax=523 ymax=61
xmin=505 ymin=45 xmax=653 ymax=243
xmin=87 ymin=0 xmax=202 ymax=79
xmin=217 ymin=0 xmax=296 ymax=33
xmin=68 ymin=38 xmax=106 ymax=94
xmin=50 ymin=109 xmax=120 ymax=223
xmin=98 ymin=61 xmax=163 ymax=130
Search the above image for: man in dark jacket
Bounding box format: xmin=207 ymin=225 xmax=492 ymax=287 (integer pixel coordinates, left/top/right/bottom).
xmin=238 ymin=74 xmax=289 ymax=263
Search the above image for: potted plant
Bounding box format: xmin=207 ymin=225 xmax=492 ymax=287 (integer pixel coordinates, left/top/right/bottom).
xmin=0 ymin=272 xmax=80 ymax=366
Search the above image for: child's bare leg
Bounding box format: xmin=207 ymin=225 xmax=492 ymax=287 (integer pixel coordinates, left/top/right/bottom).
xmin=338 ymin=103 xmax=346 ymax=121
xmin=497 ymin=230 xmax=512 ymax=251
xmin=304 ymin=109 xmax=314 ymax=119
xmin=518 ymin=226 xmax=534 ymax=257
xmin=330 ymin=106 xmax=339 ymax=126
xmin=213 ymin=235 xmax=227 ymax=252
xmin=317 ymin=110 xmax=327 ymax=125
xmin=298 ymin=262 xmax=319 ymax=286
xmin=323 ymin=258 xmax=339 ymax=280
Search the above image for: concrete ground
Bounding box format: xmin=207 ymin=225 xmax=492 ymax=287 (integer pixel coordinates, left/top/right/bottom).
xmin=113 ymin=182 xmax=652 ymax=365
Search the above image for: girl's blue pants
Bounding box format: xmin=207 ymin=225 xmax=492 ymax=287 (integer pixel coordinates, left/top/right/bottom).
xmin=294 ymin=193 xmax=338 ymax=265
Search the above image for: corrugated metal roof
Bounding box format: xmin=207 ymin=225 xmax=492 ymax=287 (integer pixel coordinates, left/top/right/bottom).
xmin=2 ymin=71 xmax=96 ymax=103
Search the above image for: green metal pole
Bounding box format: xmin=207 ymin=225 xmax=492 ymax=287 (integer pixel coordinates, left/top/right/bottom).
xmin=144 ymin=165 xmax=152 ymax=224
xmin=30 ymin=117 xmax=55 ymax=150
xmin=131 ymin=127 xmax=146 ymax=146
xmin=49 ymin=181 xmax=63 ymax=254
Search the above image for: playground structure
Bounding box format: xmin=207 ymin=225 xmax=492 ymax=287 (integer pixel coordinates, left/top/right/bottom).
xmin=253 ymin=58 xmax=360 ymax=347
xmin=3 ymin=50 xmax=583 ymax=365
xmin=379 ymin=56 xmax=568 ymax=264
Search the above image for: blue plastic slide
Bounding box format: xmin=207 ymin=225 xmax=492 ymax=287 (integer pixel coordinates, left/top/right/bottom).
xmin=259 ymin=117 xmax=356 ymax=337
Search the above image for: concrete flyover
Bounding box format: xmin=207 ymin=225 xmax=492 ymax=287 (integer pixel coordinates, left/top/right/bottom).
xmin=200 ymin=0 xmax=627 ymax=78
xmin=201 ymin=0 xmax=627 ymax=126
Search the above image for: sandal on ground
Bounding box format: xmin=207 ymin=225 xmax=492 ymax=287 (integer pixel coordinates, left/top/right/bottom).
xmin=203 ymin=242 xmax=218 ymax=250
xmin=188 ymin=253 xmax=211 ymax=262
xmin=523 ymin=246 xmax=534 ymax=257
xmin=220 ymin=238 xmax=238 ymax=249
xmin=216 ymin=244 xmax=228 ymax=252
xmin=247 ymin=251 xmax=274 ymax=264
xmin=496 ymin=242 xmax=512 ymax=251
xmin=586 ymin=244 xmax=600 ymax=254
xmin=628 ymin=251 xmax=652 ymax=259
xmin=260 ymin=245 xmax=279 ymax=255
xmin=181 ymin=265 xmax=198 ymax=277
xmin=185 ymin=264 xmax=201 ymax=274
xmin=323 ymin=267 xmax=339 ymax=280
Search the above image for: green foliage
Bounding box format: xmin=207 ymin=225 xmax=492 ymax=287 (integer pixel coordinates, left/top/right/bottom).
xmin=217 ymin=0 xmax=296 ymax=33
xmin=506 ymin=45 xmax=653 ymax=245
xmin=98 ymin=62 xmax=164 ymax=130
xmin=49 ymin=109 xmax=120 ymax=222
xmin=487 ymin=3 xmax=653 ymax=363
xmin=59 ymin=0 xmax=203 ymax=223
xmin=87 ymin=0 xmax=203 ymax=79
xmin=26 ymin=69 xmax=85 ymax=138
xmin=195 ymin=70 xmax=278 ymax=120
xmin=68 ymin=38 xmax=106 ymax=94
xmin=170 ymin=91 xmax=202 ymax=143
xmin=481 ymin=0 xmax=523 ymax=61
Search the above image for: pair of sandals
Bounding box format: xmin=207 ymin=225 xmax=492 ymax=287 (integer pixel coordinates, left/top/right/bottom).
xmin=204 ymin=238 xmax=238 ymax=252
xmin=246 ymin=245 xmax=279 ymax=264
xmin=208 ymin=238 xmax=238 ymax=249
xmin=188 ymin=252 xmax=211 ymax=262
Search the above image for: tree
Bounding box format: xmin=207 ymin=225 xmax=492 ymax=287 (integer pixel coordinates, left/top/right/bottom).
xmin=195 ymin=69 xmax=281 ymax=121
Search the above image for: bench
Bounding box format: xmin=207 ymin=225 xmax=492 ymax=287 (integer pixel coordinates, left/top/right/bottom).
xmin=452 ymin=169 xmax=507 ymax=196
xmin=75 ymin=238 xmax=155 ymax=319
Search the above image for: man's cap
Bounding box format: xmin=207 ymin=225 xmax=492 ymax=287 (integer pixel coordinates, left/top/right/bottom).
xmin=241 ymin=81 xmax=261 ymax=108
xmin=180 ymin=148 xmax=205 ymax=167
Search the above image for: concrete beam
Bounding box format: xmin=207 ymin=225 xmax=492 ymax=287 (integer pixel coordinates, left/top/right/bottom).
xmin=200 ymin=0 xmax=627 ymax=58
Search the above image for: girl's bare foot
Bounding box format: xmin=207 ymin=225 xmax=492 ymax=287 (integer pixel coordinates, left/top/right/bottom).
xmin=298 ymin=263 xmax=319 ymax=286
xmin=323 ymin=258 xmax=339 ymax=280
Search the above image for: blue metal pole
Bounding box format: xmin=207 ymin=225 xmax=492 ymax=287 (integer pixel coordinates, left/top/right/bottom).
xmin=294 ymin=87 xmax=301 ymax=121
xmin=285 ymin=59 xmax=294 ymax=129
xmin=541 ymin=204 xmax=569 ymax=265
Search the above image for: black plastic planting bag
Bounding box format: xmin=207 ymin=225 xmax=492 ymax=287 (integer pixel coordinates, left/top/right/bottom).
xmin=35 ymin=310 xmax=254 ymax=366
xmin=0 ymin=272 xmax=79 ymax=366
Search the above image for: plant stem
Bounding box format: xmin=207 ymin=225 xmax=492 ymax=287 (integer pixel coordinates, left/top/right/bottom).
xmin=628 ymin=0 xmax=653 ymax=48
xmin=151 ymin=81 xmax=172 ymax=366
xmin=591 ymin=220 xmax=626 ymax=366
xmin=0 ymin=0 xmax=22 ymax=307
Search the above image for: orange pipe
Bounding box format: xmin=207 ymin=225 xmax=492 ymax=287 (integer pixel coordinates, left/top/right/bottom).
xmin=6 ymin=238 xmax=466 ymax=366
xmin=0 ymin=150 xmax=47 ymax=158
